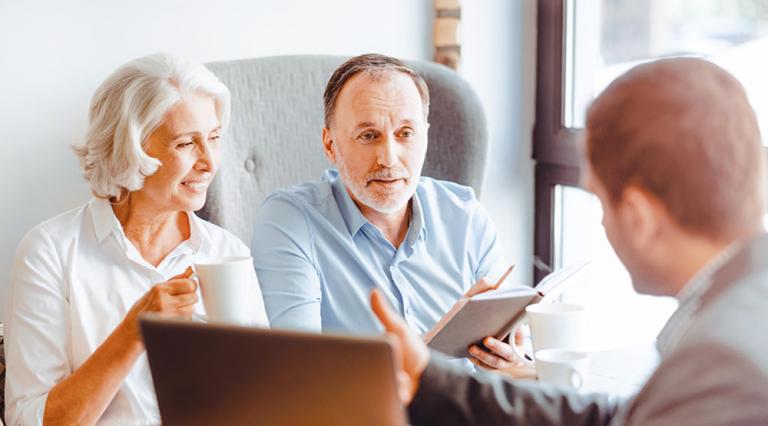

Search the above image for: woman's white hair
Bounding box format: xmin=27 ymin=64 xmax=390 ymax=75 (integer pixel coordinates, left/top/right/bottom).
xmin=73 ymin=53 xmax=231 ymax=199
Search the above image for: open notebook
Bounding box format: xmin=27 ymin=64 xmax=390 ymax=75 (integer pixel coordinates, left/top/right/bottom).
xmin=424 ymin=261 xmax=590 ymax=358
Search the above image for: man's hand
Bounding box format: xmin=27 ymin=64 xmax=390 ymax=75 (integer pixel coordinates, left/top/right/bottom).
xmin=465 ymin=276 xmax=528 ymax=371
xmin=464 ymin=276 xmax=501 ymax=297
xmin=371 ymin=289 xmax=430 ymax=404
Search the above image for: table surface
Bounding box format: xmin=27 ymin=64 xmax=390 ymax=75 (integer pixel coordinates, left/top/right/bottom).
xmin=583 ymin=341 xmax=660 ymax=398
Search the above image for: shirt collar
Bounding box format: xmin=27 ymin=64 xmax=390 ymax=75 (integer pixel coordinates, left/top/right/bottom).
xmin=89 ymin=197 xmax=122 ymax=243
xmin=328 ymin=169 xmax=427 ymax=245
xmin=329 ymin=170 xmax=369 ymax=237
xmin=656 ymin=240 xmax=742 ymax=355
xmin=88 ymin=196 xmax=207 ymax=254
xmin=186 ymin=211 xmax=208 ymax=253
xmin=404 ymin=188 xmax=427 ymax=246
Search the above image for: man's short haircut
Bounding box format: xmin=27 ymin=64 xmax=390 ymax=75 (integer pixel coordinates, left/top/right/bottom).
xmin=586 ymin=57 xmax=764 ymax=240
xmin=73 ymin=53 xmax=231 ymax=199
xmin=323 ymin=53 xmax=430 ymax=128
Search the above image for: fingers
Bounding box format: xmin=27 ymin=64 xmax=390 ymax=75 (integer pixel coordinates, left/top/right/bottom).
xmin=371 ymin=289 xmax=407 ymax=334
xmin=464 ymin=277 xmax=495 ymax=297
xmin=165 ymin=277 xmax=198 ymax=295
xmin=386 ymin=333 xmax=411 ymax=404
xmin=469 ymin=338 xmax=516 ymax=369
xmin=396 ymin=371 xmax=414 ymax=404
xmin=468 ymin=345 xmax=503 ymax=369
xmin=483 ymin=336 xmax=515 ymax=361
xmin=170 ymin=266 xmax=195 ymax=280
xmin=514 ymin=328 xmax=524 ymax=346
xmin=171 ymin=292 xmax=199 ymax=308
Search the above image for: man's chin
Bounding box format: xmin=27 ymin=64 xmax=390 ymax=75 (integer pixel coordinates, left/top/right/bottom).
xmin=361 ymin=193 xmax=412 ymax=215
xmin=630 ymin=276 xmax=668 ymax=296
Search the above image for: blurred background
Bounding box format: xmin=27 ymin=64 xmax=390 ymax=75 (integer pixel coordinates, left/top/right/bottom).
xmin=1 ymin=0 xmax=765 ymax=349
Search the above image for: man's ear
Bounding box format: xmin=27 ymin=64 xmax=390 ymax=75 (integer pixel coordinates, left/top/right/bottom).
xmin=620 ymin=186 xmax=662 ymax=251
xmin=322 ymin=127 xmax=336 ymax=164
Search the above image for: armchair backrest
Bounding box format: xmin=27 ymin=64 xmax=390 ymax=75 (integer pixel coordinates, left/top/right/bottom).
xmin=200 ymin=55 xmax=488 ymax=245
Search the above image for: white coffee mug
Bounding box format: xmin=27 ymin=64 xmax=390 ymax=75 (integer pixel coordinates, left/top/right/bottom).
xmin=511 ymin=302 xmax=587 ymax=366
xmin=535 ymin=348 xmax=591 ymax=389
xmin=194 ymin=256 xmax=254 ymax=325
xmin=526 ymin=302 xmax=586 ymax=352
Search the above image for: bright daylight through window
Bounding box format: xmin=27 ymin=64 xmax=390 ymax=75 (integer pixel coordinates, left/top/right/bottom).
xmin=556 ymin=0 xmax=768 ymax=349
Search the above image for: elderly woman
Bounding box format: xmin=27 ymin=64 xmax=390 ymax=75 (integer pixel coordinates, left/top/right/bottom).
xmin=5 ymin=53 xmax=268 ymax=425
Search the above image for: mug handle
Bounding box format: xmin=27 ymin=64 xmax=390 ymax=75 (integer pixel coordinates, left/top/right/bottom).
xmin=569 ymin=368 xmax=583 ymax=389
xmin=508 ymin=318 xmax=535 ymax=367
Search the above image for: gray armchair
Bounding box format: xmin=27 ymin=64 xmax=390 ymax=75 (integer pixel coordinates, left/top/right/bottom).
xmin=200 ymin=55 xmax=488 ymax=244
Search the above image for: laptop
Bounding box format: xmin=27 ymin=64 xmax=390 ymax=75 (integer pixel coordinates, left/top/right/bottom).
xmin=140 ymin=316 xmax=407 ymax=426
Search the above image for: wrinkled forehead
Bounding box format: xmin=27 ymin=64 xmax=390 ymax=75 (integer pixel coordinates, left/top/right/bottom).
xmin=335 ymin=71 xmax=426 ymax=124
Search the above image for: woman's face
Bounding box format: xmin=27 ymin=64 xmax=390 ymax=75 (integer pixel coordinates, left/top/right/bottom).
xmin=140 ymin=93 xmax=222 ymax=213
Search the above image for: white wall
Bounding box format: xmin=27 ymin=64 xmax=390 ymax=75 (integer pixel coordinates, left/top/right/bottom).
xmin=0 ymin=0 xmax=535 ymax=318
xmin=465 ymin=0 xmax=537 ymax=288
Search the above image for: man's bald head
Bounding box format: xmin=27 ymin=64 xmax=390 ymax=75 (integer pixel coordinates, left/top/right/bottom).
xmin=586 ymin=58 xmax=764 ymax=241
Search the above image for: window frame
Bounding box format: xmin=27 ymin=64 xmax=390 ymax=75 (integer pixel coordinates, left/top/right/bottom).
xmin=533 ymin=0 xmax=583 ymax=283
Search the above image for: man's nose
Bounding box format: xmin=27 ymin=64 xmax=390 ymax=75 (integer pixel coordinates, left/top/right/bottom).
xmin=376 ymin=135 xmax=399 ymax=168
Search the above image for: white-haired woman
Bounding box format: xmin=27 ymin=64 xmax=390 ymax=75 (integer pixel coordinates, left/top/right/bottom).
xmin=5 ymin=53 xmax=268 ymax=425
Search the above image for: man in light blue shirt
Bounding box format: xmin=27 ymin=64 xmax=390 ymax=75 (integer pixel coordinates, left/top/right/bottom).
xmin=252 ymin=54 xmax=515 ymax=369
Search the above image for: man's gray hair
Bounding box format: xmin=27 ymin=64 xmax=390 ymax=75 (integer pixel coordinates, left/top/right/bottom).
xmin=73 ymin=53 xmax=231 ymax=199
xmin=323 ymin=53 xmax=430 ymax=128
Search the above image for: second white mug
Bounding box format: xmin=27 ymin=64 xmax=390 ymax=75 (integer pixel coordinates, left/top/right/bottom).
xmin=535 ymin=348 xmax=591 ymax=389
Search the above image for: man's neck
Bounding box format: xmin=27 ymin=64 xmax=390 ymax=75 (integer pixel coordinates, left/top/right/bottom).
xmin=665 ymin=228 xmax=759 ymax=295
xmin=357 ymin=200 xmax=412 ymax=249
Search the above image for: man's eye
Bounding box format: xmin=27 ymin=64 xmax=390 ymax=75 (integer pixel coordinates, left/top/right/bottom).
xmin=358 ymin=132 xmax=376 ymax=140
xmin=400 ymin=129 xmax=415 ymax=138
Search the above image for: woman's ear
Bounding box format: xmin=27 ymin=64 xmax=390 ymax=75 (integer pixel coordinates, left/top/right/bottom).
xmin=322 ymin=127 xmax=336 ymax=164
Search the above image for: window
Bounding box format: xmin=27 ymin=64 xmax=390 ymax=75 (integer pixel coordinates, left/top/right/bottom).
xmin=565 ymin=0 xmax=768 ymax=135
xmin=533 ymin=0 xmax=767 ymax=348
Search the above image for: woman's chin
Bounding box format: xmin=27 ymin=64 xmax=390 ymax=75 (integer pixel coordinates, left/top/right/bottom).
xmin=176 ymin=194 xmax=207 ymax=212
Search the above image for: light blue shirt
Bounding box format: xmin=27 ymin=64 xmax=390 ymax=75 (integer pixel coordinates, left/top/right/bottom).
xmin=252 ymin=169 xmax=507 ymax=336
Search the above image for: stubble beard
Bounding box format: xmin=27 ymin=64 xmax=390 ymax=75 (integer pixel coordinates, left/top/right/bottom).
xmin=335 ymin=147 xmax=418 ymax=215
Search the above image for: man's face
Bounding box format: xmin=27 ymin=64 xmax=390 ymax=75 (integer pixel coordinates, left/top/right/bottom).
xmin=323 ymin=71 xmax=428 ymax=215
xmin=583 ymin=163 xmax=667 ymax=295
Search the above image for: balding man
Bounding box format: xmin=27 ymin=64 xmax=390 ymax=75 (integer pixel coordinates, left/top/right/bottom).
xmin=371 ymin=58 xmax=768 ymax=425
xmin=252 ymin=54 xmax=517 ymax=369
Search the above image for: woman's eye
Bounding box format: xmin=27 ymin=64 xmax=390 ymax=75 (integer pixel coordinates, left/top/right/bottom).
xmin=176 ymin=141 xmax=194 ymax=149
xmin=210 ymin=135 xmax=221 ymax=143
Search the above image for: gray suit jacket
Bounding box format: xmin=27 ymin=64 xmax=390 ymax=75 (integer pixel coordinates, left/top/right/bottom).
xmin=409 ymin=234 xmax=768 ymax=425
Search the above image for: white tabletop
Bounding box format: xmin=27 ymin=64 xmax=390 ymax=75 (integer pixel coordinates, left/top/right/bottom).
xmin=582 ymin=341 xmax=660 ymax=398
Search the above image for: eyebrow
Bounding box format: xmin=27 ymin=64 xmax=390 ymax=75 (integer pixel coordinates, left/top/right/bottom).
xmin=171 ymin=126 xmax=223 ymax=140
xmin=353 ymin=120 xmax=417 ymax=131
xmin=353 ymin=122 xmax=377 ymax=131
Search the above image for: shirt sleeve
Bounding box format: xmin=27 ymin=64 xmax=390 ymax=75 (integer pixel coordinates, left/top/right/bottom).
xmin=409 ymin=352 xmax=619 ymax=425
xmin=468 ymin=200 xmax=509 ymax=285
xmin=230 ymin=238 xmax=270 ymax=328
xmin=251 ymin=195 xmax=322 ymax=332
xmin=5 ymin=227 xmax=70 ymax=426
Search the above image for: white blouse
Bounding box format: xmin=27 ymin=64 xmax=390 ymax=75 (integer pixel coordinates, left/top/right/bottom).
xmin=5 ymin=198 xmax=269 ymax=425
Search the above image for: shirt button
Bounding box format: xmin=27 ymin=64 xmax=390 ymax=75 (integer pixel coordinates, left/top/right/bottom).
xmin=405 ymin=307 xmax=414 ymax=315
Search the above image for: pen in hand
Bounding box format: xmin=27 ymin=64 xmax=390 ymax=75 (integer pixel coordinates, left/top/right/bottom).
xmin=465 ymin=265 xmax=515 ymax=297
xmin=489 ymin=265 xmax=515 ymax=291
